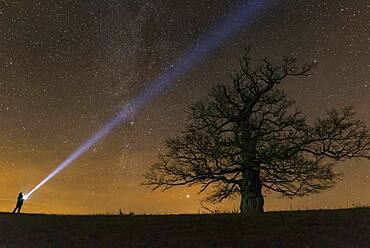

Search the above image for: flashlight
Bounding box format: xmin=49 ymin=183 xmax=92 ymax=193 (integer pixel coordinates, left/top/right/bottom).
xmin=23 ymin=194 xmax=29 ymax=200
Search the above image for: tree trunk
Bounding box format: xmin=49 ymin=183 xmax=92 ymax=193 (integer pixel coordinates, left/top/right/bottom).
xmin=240 ymin=168 xmax=264 ymax=214
xmin=239 ymin=121 xmax=264 ymax=214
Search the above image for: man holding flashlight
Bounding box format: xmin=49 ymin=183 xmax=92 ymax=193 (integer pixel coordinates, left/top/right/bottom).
xmin=12 ymin=192 xmax=25 ymax=214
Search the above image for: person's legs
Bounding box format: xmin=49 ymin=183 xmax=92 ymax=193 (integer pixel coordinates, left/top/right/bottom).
xmin=17 ymin=206 xmax=21 ymax=213
xmin=12 ymin=207 xmax=17 ymax=213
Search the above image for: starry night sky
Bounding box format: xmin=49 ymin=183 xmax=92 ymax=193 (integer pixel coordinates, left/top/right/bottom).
xmin=0 ymin=0 xmax=369 ymax=214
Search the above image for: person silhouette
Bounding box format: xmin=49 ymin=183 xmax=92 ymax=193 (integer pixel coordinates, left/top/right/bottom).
xmin=12 ymin=192 xmax=25 ymax=214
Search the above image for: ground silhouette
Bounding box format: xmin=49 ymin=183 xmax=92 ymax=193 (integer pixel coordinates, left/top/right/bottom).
xmin=1 ymin=208 xmax=370 ymax=247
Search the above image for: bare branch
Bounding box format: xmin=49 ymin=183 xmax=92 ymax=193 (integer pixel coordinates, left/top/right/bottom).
xmin=142 ymin=48 xmax=370 ymax=211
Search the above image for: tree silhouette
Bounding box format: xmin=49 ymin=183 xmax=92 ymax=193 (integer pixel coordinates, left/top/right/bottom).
xmin=143 ymin=49 xmax=370 ymax=214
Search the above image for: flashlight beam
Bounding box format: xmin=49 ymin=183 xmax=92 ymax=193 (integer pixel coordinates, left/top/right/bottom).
xmin=25 ymin=0 xmax=274 ymax=199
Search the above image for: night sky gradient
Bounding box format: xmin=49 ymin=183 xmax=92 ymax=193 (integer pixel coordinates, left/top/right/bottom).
xmin=0 ymin=0 xmax=369 ymax=214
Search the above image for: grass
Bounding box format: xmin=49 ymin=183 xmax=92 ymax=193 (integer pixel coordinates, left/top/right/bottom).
xmin=1 ymin=207 xmax=370 ymax=247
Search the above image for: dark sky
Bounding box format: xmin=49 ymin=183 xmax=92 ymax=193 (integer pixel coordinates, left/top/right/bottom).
xmin=0 ymin=0 xmax=369 ymax=214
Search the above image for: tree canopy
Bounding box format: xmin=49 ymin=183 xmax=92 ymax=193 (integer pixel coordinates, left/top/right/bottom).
xmin=143 ymin=49 xmax=370 ymax=214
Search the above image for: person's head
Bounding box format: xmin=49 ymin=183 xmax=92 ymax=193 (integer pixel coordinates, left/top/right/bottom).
xmin=18 ymin=192 xmax=23 ymax=197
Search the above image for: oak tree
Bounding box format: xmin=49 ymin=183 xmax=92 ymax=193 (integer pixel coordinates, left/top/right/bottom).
xmin=144 ymin=50 xmax=370 ymax=214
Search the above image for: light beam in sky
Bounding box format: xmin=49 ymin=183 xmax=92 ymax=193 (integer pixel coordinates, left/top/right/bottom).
xmin=25 ymin=0 xmax=275 ymax=199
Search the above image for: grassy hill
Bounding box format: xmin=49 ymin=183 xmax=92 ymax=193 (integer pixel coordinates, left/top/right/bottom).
xmin=1 ymin=208 xmax=370 ymax=247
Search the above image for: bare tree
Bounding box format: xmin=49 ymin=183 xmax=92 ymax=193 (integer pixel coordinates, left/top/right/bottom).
xmin=143 ymin=49 xmax=370 ymax=214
